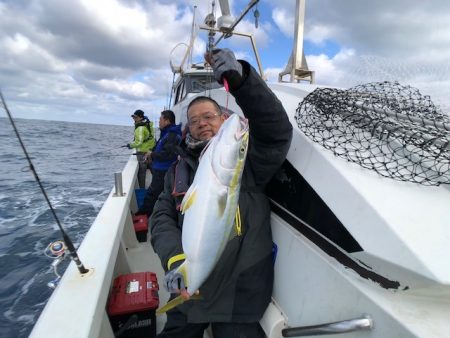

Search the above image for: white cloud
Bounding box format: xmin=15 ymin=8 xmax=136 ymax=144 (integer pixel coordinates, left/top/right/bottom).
xmin=96 ymin=79 xmax=155 ymax=99
xmin=265 ymin=0 xmax=450 ymax=110
xmin=2 ymin=33 xmax=66 ymax=73
xmin=230 ymin=16 xmax=271 ymax=48
xmin=0 ymin=0 xmax=197 ymax=124
xmin=264 ymin=67 xmax=284 ymax=83
xmin=1 ymin=0 xmax=450 ymax=125
xmin=272 ymin=7 xmax=294 ymax=38
xmin=307 ymin=25 xmax=332 ymax=46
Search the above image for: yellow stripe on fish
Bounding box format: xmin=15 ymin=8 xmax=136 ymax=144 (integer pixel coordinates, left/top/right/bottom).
xmin=181 ymin=186 xmax=197 ymax=213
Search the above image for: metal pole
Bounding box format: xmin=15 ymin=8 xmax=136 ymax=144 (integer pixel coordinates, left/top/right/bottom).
xmin=291 ymin=0 xmax=306 ymax=82
xmin=215 ymin=0 xmax=259 ymax=45
xmin=200 ymin=26 xmax=265 ymax=79
xmin=113 ymin=172 xmax=124 ymax=197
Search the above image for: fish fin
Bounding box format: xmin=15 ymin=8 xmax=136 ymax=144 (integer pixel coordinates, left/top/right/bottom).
xmin=234 ymin=205 xmax=242 ymax=236
xmin=180 ymin=185 xmax=197 ymax=214
xmin=228 ymin=205 xmax=242 ymax=240
xmin=217 ymin=188 xmax=228 ymax=217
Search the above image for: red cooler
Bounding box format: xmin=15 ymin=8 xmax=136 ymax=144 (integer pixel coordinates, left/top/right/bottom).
xmin=132 ymin=215 xmax=148 ymax=242
xmin=108 ymin=272 xmax=159 ymax=338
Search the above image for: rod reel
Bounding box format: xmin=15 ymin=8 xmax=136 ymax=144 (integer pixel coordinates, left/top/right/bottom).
xmin=44 ymin=240 xmax=68 ymax=289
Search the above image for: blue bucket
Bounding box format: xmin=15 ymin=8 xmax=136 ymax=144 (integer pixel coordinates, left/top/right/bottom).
xmin=135 ymin=188 xmax=147 ymax=209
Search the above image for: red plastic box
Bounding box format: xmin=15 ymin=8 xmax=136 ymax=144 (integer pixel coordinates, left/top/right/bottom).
xmin=108 ymin=272 xmax=159 ymax=338
xmin=132 ymin=215 xmax=148 ymax=242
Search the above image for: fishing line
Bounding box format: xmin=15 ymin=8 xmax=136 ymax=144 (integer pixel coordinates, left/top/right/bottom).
xmin=71 ymin=153 xmax=137 ymax=160
xmin=89 ymin=145 xmax=128 ymax=157
xmin=0 ymin=91 xmax=89 ymax=274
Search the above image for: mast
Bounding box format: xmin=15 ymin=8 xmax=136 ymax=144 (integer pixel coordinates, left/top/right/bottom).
xmin=188 ymin=6 xmax=197 ymax=67
xmin=206 ymin=0 xmax=265 ymax=79
xmin=278 ymin=0 xmax=314 ymax=83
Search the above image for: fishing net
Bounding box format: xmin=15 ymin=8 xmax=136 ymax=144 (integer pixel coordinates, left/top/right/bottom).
xmin=295 ymin=81 xmax=450 ymax=186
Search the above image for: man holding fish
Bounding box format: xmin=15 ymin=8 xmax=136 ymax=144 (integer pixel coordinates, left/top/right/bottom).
xmin=150 ymin=48 xmax=293 ymax=338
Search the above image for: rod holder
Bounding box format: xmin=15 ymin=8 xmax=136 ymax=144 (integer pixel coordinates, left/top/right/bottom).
xmin=113 ymin=172 xmax=125 ymax=197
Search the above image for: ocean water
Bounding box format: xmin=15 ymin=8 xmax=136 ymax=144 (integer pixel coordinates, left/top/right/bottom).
xmin=0 ymin=117 xmax=133 ymax=338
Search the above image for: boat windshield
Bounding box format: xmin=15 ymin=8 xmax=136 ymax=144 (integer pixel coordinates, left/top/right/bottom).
xmin=174 ymin=73 xmax=223 ymax=104
xmin=189 ymin=75 xmax=222 ymax=93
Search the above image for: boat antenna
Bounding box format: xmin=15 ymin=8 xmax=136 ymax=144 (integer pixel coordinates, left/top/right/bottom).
xmin=0 ymin=91 xmax=89 ymax=274
xmin=188 ymin=5 xmax=197 ymax=67
xmin=204 ymin=0 xmax=217 ymax=98
xmin=205 ymin=0 xmax=216 ymax=56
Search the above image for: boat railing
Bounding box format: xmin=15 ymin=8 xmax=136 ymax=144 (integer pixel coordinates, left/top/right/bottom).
xmin=282 ymin=315 xmax=373 ymax=337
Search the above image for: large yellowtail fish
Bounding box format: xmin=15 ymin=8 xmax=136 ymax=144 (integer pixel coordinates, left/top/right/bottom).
xmin=157 ymin=113 xmax=249 ymax=314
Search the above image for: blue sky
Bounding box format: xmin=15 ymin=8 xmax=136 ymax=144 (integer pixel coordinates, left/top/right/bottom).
xmin=1 ymin=0 xmax=449 ymax=125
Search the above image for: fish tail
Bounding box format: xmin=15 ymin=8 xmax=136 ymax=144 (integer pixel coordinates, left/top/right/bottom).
xmin=156 ymin=293 xmax=202 ymax=315
xmin=156 ymin=295 xmax=186 ymax=314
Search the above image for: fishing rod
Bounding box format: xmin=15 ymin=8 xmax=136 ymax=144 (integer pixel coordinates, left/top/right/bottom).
xmin=0 ymin=91 xmax=89 ymax=275
xmin=87 ymin=145 xmax=131 ymax=157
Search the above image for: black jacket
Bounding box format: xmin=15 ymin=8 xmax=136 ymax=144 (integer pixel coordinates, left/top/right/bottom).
xmin=150 ymin=61 xmax=293 ymax=323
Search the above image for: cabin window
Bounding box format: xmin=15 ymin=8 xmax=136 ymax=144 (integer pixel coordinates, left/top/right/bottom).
xmin=174 ymin=80 xmax=182 ymax=105
xmin=173 ymin=74 xmax=224 ymax=105
xmin=180 ymin=80 xmax=187 ymax=101
xmin=266 ymin=160 xmax=363 ymax=253
xmin=174 ymin=79 xmax=186 ymax=104
xmin=189 ymin=76 xmax=222 ymax=93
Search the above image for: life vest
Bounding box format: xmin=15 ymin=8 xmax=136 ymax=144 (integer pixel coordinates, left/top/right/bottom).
xmin=152 ymin=124 xmax=182 ymax=171
xmin=135 ymin=119 xmax=154 ymax=143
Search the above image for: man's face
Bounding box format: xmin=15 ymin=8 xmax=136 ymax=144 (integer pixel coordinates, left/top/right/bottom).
xmin=159 ymin=116 xmax=170 ymax=129
xmin=187 ymin=101 xmax=225 ymax=141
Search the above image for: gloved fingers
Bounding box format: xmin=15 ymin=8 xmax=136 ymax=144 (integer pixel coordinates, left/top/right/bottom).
xmin=208 ymin=48 xmax=242 ymax=87
xmin=212 ymin=51 xmax=232 ymax=64
xmin=218 ymin=49 xmax=236 ymax=62
xmin=214 ymin=60 xmax=226 ymax=70
xmin=212 ymin=51 xmax=221 ymax=62
xmin=211 ymin=48 xmax=222 ymax=56
xmin=167 ymin=276 xmax=185 ymax=293
xmin=164 ymin=270 xmax=186 ymax=294
xmin=213 ymin=48 xmax=232 ymax=57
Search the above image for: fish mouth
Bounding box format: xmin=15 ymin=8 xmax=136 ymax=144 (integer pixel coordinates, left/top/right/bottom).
xmin=235 ymin=118 xmax=249 ymax=139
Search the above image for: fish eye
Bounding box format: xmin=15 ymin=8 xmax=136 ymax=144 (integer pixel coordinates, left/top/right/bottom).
xmin=240 ymin=146 xmax=245 ymax=153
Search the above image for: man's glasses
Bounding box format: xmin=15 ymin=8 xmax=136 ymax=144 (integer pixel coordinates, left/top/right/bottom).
xmin=188 ymin=113 xmax=220 ymax=127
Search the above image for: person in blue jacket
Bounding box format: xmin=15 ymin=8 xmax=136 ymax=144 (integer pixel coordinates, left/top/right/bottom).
xmin=137 ymin=110 xmax=182 ymax=217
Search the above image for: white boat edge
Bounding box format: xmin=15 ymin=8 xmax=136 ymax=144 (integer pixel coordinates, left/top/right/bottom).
xmin=30 ymin=157 xmax=169 ymax=337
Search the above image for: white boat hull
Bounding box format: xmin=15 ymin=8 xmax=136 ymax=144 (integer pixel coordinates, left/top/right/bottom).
xmin=31 ymin=80 xmax=450 ymax=338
